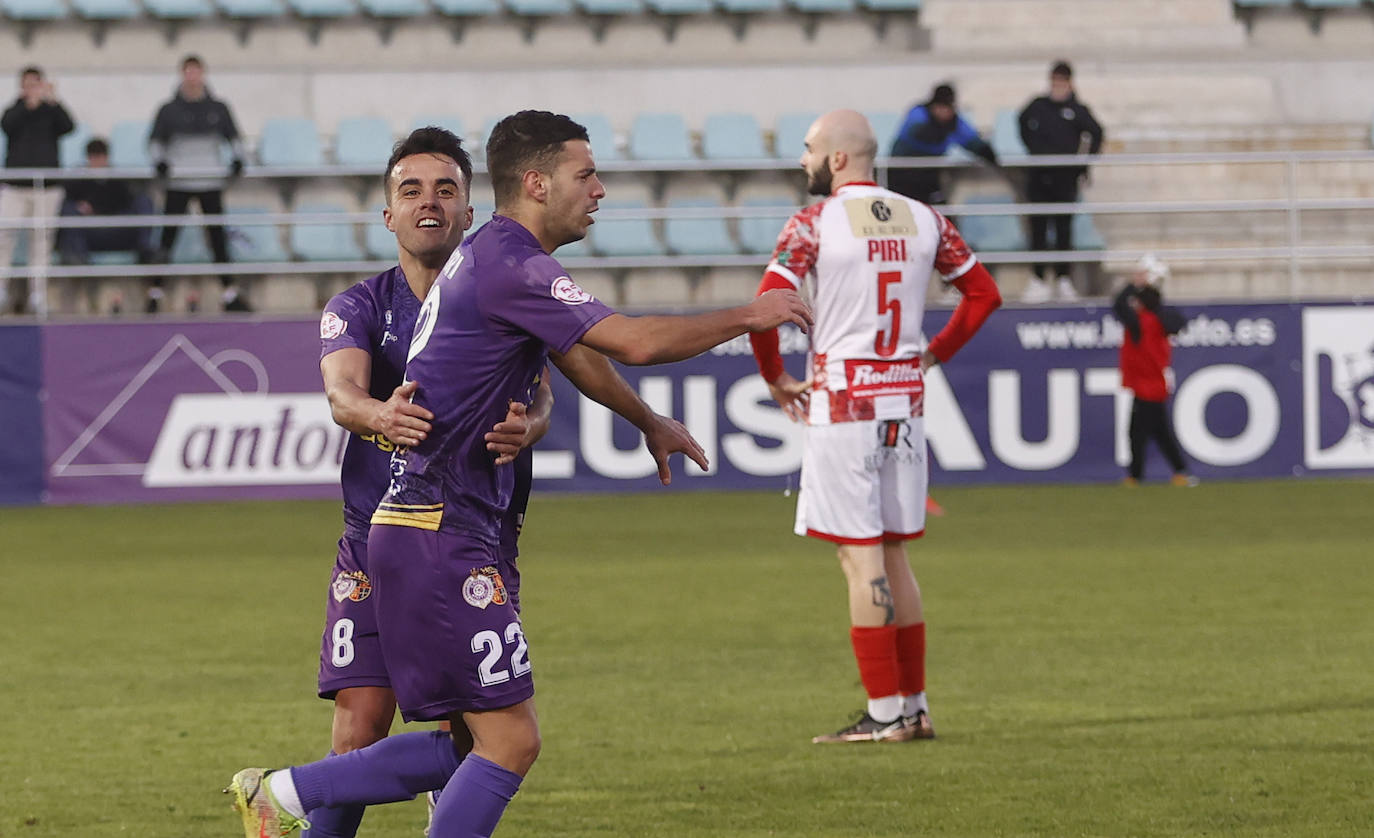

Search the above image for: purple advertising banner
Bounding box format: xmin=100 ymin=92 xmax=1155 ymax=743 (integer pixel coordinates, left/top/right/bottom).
xmin=36 ymin=302 xmax=1374 ymax=506
xmin=0 ymin=324 xmax=43 ymax=505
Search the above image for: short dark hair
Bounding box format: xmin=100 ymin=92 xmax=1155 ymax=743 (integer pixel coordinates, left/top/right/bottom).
xmin=1051 ymin=60 xmax=1073 ymax=79
xmin=86 ymin=138 xmax=109 ymax=157
xmin=928 ymin=83 xmax=956 ymax=109
xmin=485 ymin=110 xmax=589 ymax=208
xmin=20 ymin=66 xmax=42 ymax=80
xmin=1137 ymin=285 xmax=1162 ymax=311
xmin=181 ymin=55 xmax=203 ymax=71
xmin=383 ymin=126 xmax=474 ymax=203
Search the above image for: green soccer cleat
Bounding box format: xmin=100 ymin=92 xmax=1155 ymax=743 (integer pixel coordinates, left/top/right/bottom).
xmin=224 ymin=767 xmax=310 ymax=838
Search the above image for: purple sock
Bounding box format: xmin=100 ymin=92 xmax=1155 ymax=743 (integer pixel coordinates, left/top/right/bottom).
xmin=428 ymin=754 xmax=522 ymax=838
xmin=290 ymin=730 xmax=462 ymax=813
xmin=300 ymin=752 xmax=365 ymax=838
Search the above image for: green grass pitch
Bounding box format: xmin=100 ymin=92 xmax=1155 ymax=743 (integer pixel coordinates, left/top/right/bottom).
xmin=3 ymin=480 xmax=1373 ymax=837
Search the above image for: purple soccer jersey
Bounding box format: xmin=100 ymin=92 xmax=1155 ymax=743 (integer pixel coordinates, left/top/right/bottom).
xmin=367 ymin=215 xmax=613 ymax=719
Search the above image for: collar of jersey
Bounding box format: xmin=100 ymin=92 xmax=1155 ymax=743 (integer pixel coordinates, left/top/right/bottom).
xmin=834 ymin=181 xmax=879 ymax=194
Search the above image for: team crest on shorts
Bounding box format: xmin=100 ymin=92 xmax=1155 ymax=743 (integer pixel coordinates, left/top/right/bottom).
xmin=331 ymin=570 xmax=372 ymax=603
xmin=462 ymin=566 xmax=509 ymax=610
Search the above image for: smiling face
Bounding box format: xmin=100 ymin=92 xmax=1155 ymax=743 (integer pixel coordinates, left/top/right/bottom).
xmin=383 ymin=152 xmax=473 ymax=268
xmin=540 ymin=140 xmax=605 ymax=248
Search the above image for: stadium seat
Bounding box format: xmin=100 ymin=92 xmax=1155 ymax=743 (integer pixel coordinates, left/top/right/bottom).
xmin=664 ymin=197 xmax=736 ymax=256
xmin=773 ymin=111 xmax=819 ymax=158
xmin=431 ymin=0 xmax=501 ymax=14
xmin=144 ymin=0 xmax=216 ymax=17
xmin=866 ymin=111 xmax=900 ymax=151
xmin=788 ymin=0 xmax=856 ymax=12
xmin=643 ymin=0 xmax=713 ymax=13
xmin=504 ymin=0 xmax=575 ymax=14
xmin=227 ymin=207 xmax=292 ymax=262
xmin=590 ymin=200 xmax=665 ymax=256
xmin=288 ymin=0 xmax=357 ymax=15
xmin=717 ymin=0 xmax=783 ymax=12
xmin=701 ymin=113 xmax=769 ymax=160
xmin=570 ymin=113 xmax=621 ymax=162
xmin=69 ymin=0 xmax=141 ymax=18
xmin=860 ymin=0 xmax=918 ymax=9
xmin=735 ymin=198 xmax=794 ymax=255
xmin=470 ymin=196 xmax=496 ymax=228
xmin=1305 ymin=0 xmax=1361 ymax=6
xmin=991 ymin=108 xmax=1027 ymax=157
xmin=216 ymin=0 xmax=289 ymax=15
xmin=258 ymin=118 xmax=325 ymax=168
xmin=169 ymin=221 xmax=216 ymax=264
xmin=60 ymin=124 xmax=93 ymax=169
xmin=334 ymin=116 xmax=395 ymax=167
xmin=555 ymin=237 xmax=590 ymax=259
xmin=577 ymin=0 xmax=643 ymax=14
xmin=358 ymin=0 xmax=427 ymax=13
xmin=108 ymin=120 xmax=153 ymax=169
xmin=628 ymin=113 xmax=693 ymax=161
xmin=2 ymin=0 xmax=71 ymax=19
xmin=1072 ymin=212 xmax=1105 ymax=251
xmin=363 ymin=208 xmax=396 ymax=261
xmin=291 ymin=203 xmax=365 ymax=261
xmin=955 ymin=194 xmax=1026 ymax=252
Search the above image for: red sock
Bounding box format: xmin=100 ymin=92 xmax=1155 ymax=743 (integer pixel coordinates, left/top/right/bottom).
xmin=849 ymin=625 xmax=899 ymax=699
xmin=896 ymin=622 xmax=926 ymax=695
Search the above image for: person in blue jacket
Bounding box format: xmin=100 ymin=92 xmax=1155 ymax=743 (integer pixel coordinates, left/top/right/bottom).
xmin=887 ymin=84 xmax=998 ymax=206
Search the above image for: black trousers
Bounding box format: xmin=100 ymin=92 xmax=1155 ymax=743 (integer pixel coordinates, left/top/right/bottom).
xmin=1129 ymin=397 xmax=1187 ymax=479
xmin=1026 ymin=170 xmax=1078 ymax=279
xmin=160 ymin=189 xmax=231 ymax=286
xmin=887 ymin=162 xmax=946 ymax=205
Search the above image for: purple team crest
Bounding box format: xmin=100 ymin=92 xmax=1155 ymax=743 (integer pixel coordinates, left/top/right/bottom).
xmin=462 ymin=566 xmax=509 ymax=609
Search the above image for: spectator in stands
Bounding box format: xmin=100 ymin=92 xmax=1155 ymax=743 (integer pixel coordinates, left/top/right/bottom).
xmin=59 ymin=138 xmax=157 ymax=267
xmin=1113 ymin=255 xmax=1196 ymax=488
xmin=888 ymin=83 xmax=998 ymax=206
xmin=148 ymin=54 xmax=249 ymax=313
xmin=0 ymin=66 xmax=75 ymax=315
xmin=1017 ymin=60 xmax=1103 ymax=303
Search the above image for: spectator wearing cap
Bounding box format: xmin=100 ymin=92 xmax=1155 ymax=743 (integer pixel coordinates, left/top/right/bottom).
xmin=1113 ymin=255 xmax=1196 ymax=487
xmin=1018 ymin=60 xmax=1104 ymax=303
xmin=888 ymin=83 xmax=998 ymax=206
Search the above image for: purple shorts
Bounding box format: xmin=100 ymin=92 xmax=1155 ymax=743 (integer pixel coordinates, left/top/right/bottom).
xmin=317 ymin=535 xmax=390 ymax=698
xmin=367 ymin=524 xmax=534 ymax=722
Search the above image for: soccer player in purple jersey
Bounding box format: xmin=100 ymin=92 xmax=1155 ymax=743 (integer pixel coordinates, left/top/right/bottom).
xmin=227 ymin=111 xmax=810 ymax=838
xmin=301 ymin=127 xmax=707 ymax=838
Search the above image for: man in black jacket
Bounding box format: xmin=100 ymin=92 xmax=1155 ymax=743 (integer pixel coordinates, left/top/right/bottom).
xmin=59 ymin=138 xmax=156 ymax=266
xmin=1 ymin=66 xmax=75 ymax=315
xmin=1018 ymin=61 xmax=1103 ymax=303
xmin=148 ymin=54 xmax=249 ymax=312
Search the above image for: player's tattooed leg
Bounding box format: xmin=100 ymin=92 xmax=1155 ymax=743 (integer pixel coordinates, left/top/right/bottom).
xmin=870 ymin=576 xmax=895 ymax=624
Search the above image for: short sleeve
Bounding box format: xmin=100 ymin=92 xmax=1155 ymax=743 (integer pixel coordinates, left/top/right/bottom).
xmin=320 ymin=285 xmax=378 ymax=360
xmin=931 ymin=209 xmax=977 ymax=282
xmin=766 ymin=204 xmax=823 ymax=287
xmin=487 ymin=255 xmax=616 ymax=354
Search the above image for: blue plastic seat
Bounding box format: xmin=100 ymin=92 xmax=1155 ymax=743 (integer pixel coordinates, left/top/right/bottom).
xmin=717 ymin=0 xmax=782 ymax=11
xmin=363 ymin=207 xmax=397 ymax=261
xmin=505 ymin=0 xmax=574 ymax=14
xmin=227 ymin=207 xmax=291 ymax=262
xmin=2 ymin=0 xmax=71 ymax=18
xmin=860 ymin=0 xmax=918 ymax=8
xmin=359 ymin=0 xmax=427 ymax=13
xmin=702 ymin=113 xmax=768 ymax=160
xmin=736 ymin=198 xmax=794 ymax=255
xmin=1305 ymin=0 xmax=1360 ymax=6
xmin=590 ymin=201 xmax=665 ymax=257
xmin=291 ymin=203 xmax=365 ymax=261
xmin=216 ymin=0 xmax=288 ymax=15
xmin=334 ymin=116 xmax=395 ymax=167
xmin=60 ymin=124 xmax=93 ymax=169
xmin=991 ymin=108 xmax=1027 ymax=157
xmin=70 ymin=0 xmax=140 ymax=18
xmin=144 ymin=0 xmax=216 ymax=16
xmin=865 ymin=111 xmax=901 ymax=151
xmin=431 ymin=0 xmax=502 ymax=12
xmin=628 ymin=113 xmax=693 ymax=161
xmin=788 ymin=0 xmax=854 ymax=11
xmin=170 ymin=220 xmax=216 ymax=264
xmin=773 ymin=111 xmax=818 ymax=159
xmin=259 ymin=118 xmax=324 ymax=168
xmin=956 ymin=194 xmax=1026 ymax=252
xmin=1072 ymin=213 xmax=1105 ymax=251
xmin=288 ymin=0 xmax=356 ymax=15
xmin=644 ymin=0 xmax=712 ymax=12
xmin=108 ymin=120 xmax=153 ymax=169
xmin=554 ymin=237 xmax=590 ymax=259
xmin=577 ymin=0 xmax=642 ymax=12
xmin=570 ymin=113 xmax=621 ymax=162
xmin=664 ymin=197 xmax=736 ymax=256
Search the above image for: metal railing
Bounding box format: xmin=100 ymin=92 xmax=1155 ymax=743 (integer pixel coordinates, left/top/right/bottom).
xmin=3 ymin=149 xmax=1373 ymax=314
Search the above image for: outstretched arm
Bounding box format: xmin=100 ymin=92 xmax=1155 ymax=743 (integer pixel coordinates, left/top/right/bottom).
xmin=551 ymin=344 xmax=709 ymax=484
xmin=321 ymin=347 xmax=433 ymax=447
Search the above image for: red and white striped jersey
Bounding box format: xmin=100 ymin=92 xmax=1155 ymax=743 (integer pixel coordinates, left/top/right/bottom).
xmin=765 ymin=182 xmax=976 ymax=424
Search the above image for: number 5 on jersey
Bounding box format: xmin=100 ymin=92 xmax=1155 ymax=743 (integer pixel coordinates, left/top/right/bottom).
xmin=875 ymin=270 xmax=902 ymax=358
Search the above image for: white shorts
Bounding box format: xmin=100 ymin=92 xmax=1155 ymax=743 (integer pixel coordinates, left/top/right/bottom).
xmin=794 ymin=417 xmax=928 ymax=544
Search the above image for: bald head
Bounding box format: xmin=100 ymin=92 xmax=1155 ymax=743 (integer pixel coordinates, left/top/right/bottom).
xmin=800 ymin=109 xmax=878 ymax=195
